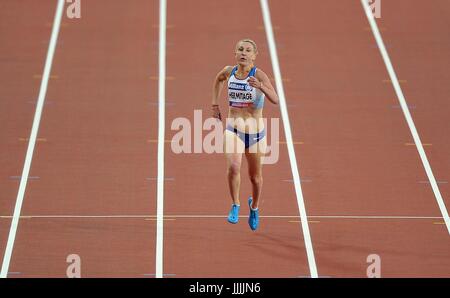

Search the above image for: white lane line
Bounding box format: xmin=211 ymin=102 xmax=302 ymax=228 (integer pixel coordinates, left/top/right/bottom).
xmin=360 ymin=0 xmax=450 ymax=235
xmin=259 ymin=0 xmax=318 ymax=278
xmin=0 ymin=0 xmax=65 ymax=278
xmin=0 ymin=214 xmax=443 ymax=220
xmin=156 ymin=0 xmax=167 ymax=279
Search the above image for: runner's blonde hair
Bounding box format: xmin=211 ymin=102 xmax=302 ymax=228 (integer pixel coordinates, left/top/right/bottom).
xmin=235 ymin=39 xmax=258 ymax=54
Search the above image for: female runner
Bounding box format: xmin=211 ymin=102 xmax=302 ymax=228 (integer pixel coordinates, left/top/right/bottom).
xmin=211 ymin=39 xmax=279 ymax=231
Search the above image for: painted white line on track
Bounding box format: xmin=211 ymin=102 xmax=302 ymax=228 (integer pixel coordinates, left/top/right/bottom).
xmin=259 ymin=0 xmax=318 ymax=278
xmin=0 ymin=0 xmax=65 ymax=278
xmin=155 ymin=0 xmax=167 ymax=279
xmin=360 ymin=0 xmax=450 ymax=235
xmin=0 ymin=214 xmax=444 ymax=220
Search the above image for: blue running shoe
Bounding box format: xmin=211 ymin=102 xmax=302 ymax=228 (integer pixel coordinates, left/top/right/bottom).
xmin=248 ymin=197 xmax=259 ymax=231
xmin=227 ymin=204 xmax=240 ymax=224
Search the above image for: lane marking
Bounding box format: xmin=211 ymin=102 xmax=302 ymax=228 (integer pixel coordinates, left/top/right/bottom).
xmin=145 ymin=218 xmax=176 ymax=221
xmin=361 ymin=0 xmax=450 ymax=235
xmin=41 ymin=39 xmax=64 ymax=45
xmin=146 ymin=177 xmax=174 ymax=181
xmin=149 ymin=76 xmax=175 ymax=80
xmin=364 ymin=26 xmax=386 ymax=31
xmin=297 ymin=275 xmax=332 ymax=278
xmin=257 ymin=25 xmax=280 ymax=31
xmin=270 ymin=77 xmax=290 ymax=83
xmin=433 ymin=222 xmax=445 ymax=225
xmin=152 ymin=24 xmax=174 ymax=29
xmin=155 ymin=0 xmax=167 ymax=279
xmin=260 ymin=0 xmax=318 ymax=278
xmin=33 ymin=74 xmax=59 ymax=79
xmin=278 ymin=141 xmax=304 ymax=145
xmin=150 ymin=41 xmax=175 ymax=47
xmin=371 ymin=44 xmax=392 ymax=49
xmin=391 ymin=104 xmax=416 ymax=109
xmin=1 ymin=0 xmax=65 ymax=278
xmin=283 ymin=178 xmax=312 ymax=183
xmin=418 ymin=180 xmax=448 ymax=184
xmin=289 ymin=220 xmax=320 ymax=224
xmin=0 ymin=214 xmax=444 ymax=220
xmin=149 ymin=140 xmax=305 ymax=145
xmin=46 ymin=22 xmax=67 ymax=28
xmin=9 ymin=176 xmax=40 ymax=180
xmin=28 ymin=100 xmax=54 ymax=105
xmin=383 ymin=79 xmax=407 ymax=84
xmin=405 ymin=143 xmax=432 ymax=146
xmin=18 ymin=138 xmax=47 ymax=142
xmin=147 ymin=139 xmax=173 ymax=143
xmin=148 ymin=101 xmax=175 ymax=106
xmin=143 ymin=273 xmax=176 ymax=276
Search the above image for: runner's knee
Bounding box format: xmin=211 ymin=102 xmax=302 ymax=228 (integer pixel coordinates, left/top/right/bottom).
xmin=227 ymin=161 xmax=241 ymax=176
xmin=250 ymin=174 xmax=262 ymax=186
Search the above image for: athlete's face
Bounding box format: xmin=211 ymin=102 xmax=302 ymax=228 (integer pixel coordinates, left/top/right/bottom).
xmin=235 ymin=42 xmax=257 ymax=66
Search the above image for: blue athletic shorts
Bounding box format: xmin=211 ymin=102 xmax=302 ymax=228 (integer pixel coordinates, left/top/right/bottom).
xmin=226 ymin=125 xmax=266 ymax=149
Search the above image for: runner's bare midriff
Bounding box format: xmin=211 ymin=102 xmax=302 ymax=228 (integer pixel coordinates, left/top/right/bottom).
xmin=227 ymin=106 xmax=265 ymax=134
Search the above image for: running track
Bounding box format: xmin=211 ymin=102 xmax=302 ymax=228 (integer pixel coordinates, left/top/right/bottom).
xmin=0 ymin=0 xmax=449 ymax=278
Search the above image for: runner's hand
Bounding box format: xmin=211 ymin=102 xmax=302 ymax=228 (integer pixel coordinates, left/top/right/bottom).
xmin=248 ymin=76 xmax=263 ymax=89
xmin=212 ymin=104 xmax=222 ymax=120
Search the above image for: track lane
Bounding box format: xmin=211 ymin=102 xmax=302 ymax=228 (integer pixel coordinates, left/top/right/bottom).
xmin=6 ymin=0 xmax=160 ymax=277
xmin=0 ymin=0 xmax=55 ymax=271
xmin=375 ymin=0 xmax=450 ymax=215
xmin=163 ymin=0 xmax=311 ymax=277
xmin=270 ymin=0 xmax=450 ymax=276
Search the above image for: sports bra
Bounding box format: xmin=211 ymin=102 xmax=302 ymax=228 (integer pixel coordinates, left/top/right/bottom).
xmin=227 ymin=66 xmax=265 ymax=109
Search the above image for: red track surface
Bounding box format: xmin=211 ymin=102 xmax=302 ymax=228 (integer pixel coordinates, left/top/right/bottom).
xmin=0 ymin=0 xmax=55 ymax=272
xmin=0 ymin=0 xmax=449 ymax=277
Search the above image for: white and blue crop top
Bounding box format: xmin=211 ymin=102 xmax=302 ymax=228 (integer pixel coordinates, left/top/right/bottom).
xmin=227 ymin=66 xmax=265 ymax=109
